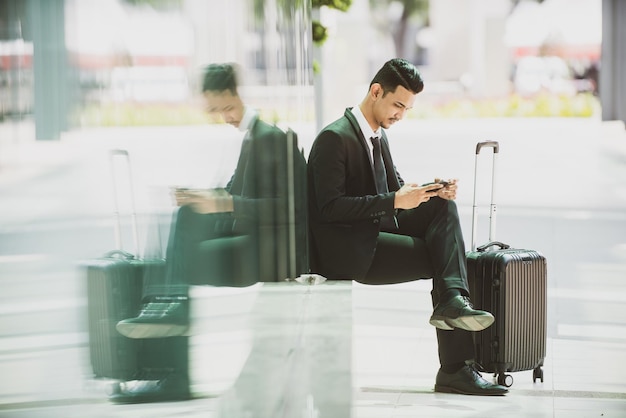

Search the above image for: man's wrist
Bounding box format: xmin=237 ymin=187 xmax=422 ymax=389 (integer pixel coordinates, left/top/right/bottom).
xmin=219 ymin=195 xmax=234 ymax=212
xmin=391 ymin=191 xmax=401 ymax=209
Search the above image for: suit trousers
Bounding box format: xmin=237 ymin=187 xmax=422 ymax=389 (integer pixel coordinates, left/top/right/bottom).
xmin=137 ymin=206 xmax=260 ymax=380
xmin=362 ymin=197 xmax=475 ymax=366
xmin=143 ymin=205 xmax=256 ymax=298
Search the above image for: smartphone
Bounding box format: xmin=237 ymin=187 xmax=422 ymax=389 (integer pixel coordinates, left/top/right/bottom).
xmin=422 ymin=180 xmax=449 ymax=188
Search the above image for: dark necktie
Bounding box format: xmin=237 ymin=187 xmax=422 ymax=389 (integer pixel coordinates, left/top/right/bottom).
xmin=370 ymin=136 xmax=388 ymax=194
xmin=370 ymin=136 xmax=397 ymax=230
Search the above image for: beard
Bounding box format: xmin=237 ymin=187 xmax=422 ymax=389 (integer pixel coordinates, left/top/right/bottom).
xmin=380 ymin=118 xmax=398 ymax=129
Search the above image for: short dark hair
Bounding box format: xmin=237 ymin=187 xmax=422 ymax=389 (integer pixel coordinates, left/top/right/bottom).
xmin=370 ymin=58 xmax=424 ymax=95
xmin=202 ymin=63 xmax=239 ymax=95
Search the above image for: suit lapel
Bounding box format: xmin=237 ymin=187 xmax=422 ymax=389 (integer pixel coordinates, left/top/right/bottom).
xmin=344 ymin=109 xmax=378 ymax=186
xmin=228 ymin=116 xmax=258 ymax=195
xmin=344 ymin=109 xmax=400 ymax=192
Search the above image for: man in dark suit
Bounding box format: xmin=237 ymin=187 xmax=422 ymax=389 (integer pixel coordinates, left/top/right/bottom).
xmin=307 ymin=58 xmax=507 ymax=395
xmin=110 ymin=63 xmax=307 ymax=403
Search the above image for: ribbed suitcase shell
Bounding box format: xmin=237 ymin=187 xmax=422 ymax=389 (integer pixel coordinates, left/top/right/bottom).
xmin=84 ymin=255 xmax=149 ymax=379
xmin=467 ymin=247 xmax=547 ymax=382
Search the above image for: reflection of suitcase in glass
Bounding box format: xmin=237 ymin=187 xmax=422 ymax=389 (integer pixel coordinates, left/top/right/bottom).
xmin=85 ymin=253 xmax=164 ymax=379
xmin=83 ymin=149 xmax=165 ymax=380
xmin=466 ymin=141 xmax=547 ymax=387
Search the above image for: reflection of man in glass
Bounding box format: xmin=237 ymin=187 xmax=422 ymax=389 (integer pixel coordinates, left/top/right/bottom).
xmin=110 ymin=63 xmax=306 ymax=403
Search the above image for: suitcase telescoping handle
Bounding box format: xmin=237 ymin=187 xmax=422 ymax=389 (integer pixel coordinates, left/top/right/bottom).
xmin=471 ymin=141 xmax=499 ymax=252
xmin=109 ymin=149 xmax=140 ymax=257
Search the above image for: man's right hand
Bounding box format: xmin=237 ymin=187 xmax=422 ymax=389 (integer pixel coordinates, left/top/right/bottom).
xmin=172 ymin=188 xmax=234 ymax=213
xmin=394 ymin=183 xmax=442 ymax=209
xmin=172 ymin=187 xmax=199 ymax=207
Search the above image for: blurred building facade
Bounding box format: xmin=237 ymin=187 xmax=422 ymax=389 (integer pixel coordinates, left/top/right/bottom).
xmin=0 ymin=0 xmax=314 ymax=140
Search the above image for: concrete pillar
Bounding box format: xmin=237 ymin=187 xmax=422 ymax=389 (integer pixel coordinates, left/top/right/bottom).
xmin=600 ymin=0 xmax=626 ymax=127
xmin=315 ymin=2 xmax=371 ymax=130
xmin=429 ymin=0 xmax=472 ymax=82
xmin=429 ymin=0 xmax=510 ymax=98
xmin=28 ymin=0 xmax=69 ymax=140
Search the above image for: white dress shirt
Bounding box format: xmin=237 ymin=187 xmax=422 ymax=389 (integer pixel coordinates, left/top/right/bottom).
xmin=350 ymin=105 xmax=382 ymax=165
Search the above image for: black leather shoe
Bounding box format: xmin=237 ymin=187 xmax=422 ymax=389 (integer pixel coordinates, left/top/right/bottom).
xmin=429 ymin=295 xmax=494 ymax=331
xmin=435 ymin=363 xmax=508 ymax=396
xmin=116 ymin=295 xmax=189 ymax=339
xmin=109 ymin=369 xmax=190 ymax=404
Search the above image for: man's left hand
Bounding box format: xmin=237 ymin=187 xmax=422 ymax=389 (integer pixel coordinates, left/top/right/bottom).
xmin=435 ymin=178 xmax=458 ymax=201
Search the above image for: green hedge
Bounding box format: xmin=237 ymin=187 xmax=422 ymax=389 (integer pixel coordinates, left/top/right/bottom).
xmin=411 ymin=93 xmax=600 ymax=119
xmin=76 ymin=93 xmax=600 ymax=127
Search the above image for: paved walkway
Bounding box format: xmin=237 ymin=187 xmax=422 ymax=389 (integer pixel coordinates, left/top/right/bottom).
xmin=2 ymin=281 xmax=626 ymax=417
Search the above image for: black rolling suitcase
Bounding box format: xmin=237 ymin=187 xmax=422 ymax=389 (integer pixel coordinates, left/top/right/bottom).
xmin=467 ymin=141 xmax=547 ymax=388
xmin=83 ymin=149 xmax=165 ymax=380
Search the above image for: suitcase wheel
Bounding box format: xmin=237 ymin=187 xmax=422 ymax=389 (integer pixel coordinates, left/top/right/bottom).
xmin=533 ymin=366 xmax=544 ymax=383
xmin=496 ymin=373 xmax=514 ymax=387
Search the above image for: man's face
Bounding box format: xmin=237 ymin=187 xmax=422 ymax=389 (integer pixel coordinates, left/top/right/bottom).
xmin=203 ymin=90 xmax=245 ymax=128
xmin=371 ymin=84 xmax=416 ymax=129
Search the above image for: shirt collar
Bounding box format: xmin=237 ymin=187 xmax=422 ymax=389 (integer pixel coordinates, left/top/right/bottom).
xmin=239 ymin=106 xmax=257 ymax=133
xmin=351 ymin=105 xmax=381 ymax=140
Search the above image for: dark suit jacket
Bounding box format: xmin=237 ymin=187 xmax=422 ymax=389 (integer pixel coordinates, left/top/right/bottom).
xmin=217 ymin=116 xmax=308 ymax=280
xmin=307 ymin=108 xmax=404 ymax=279
xmin=226 ymin=117 xmax=289 ymax=227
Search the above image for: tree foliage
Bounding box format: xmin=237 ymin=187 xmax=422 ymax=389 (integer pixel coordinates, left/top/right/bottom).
xmin=121 ymin=0 xmax=183 ymax=10
xmin=312 ymin=0 xmax=352 ymax=12
xmin=122 ymin=0 xmax=352 ymax=48
xmin=369 ymin=0 xmax=428 ymax=57
xmin=312 ymin=0 xmax=352 ymax=46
